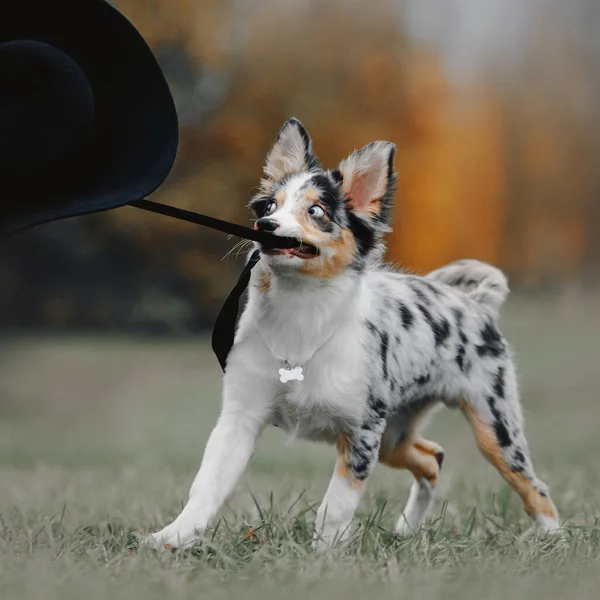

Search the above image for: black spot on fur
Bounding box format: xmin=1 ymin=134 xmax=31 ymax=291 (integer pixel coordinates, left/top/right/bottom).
xmin=456 ymin=345 xmax=466 ymax=371
xmin=365 ymin=320 xmax=378 ymax=335
xmin=415 ymin=373 xmax=431 ymax=386
xmin=417 ymin=303 xmax=435 ymax=328
xmin=368 ymin=394 xmax=388 ymax=419
xmin=417 ymin=305 xmax=451 ymax=347
xmin=493 ymin=366 xmax=506 ymax=399
xmin=352 ymin=448 xmax=370 ymax=476
xmin=434 ymin=317 xmax=451 ymax=347
xmin=329 ymin=169 xmax=343 ymax=184
xmin=247 ymin=195 xmax=271 ymax=218
xmin=451 ymin=307 xmax=469 ymax=345
xmin=380 ymin=332 xmax=389 ymax=380
xmin=347 ymin=212 xmax=376 ymax=257
xmin=451 ymin=307 xmax=464 ymax=324
xmin=421 ymin=280 xmax=443 ymax=297
xmin=397 ymin=302 xmax=415 ymax=329
xmin=511 ymin=449 xmax=526 ymax=473
xmin=487 ymin=396 xmax=511 ymax=447
xmin=410 ymin=282 xmax=432 ymax=305
xmin=476 ymin=322 xmax=505 ymax=358
xmin=435 ymin=451 xmax=445 ymax=469
xmin=310 ymin=174 xmax=340 ymax=215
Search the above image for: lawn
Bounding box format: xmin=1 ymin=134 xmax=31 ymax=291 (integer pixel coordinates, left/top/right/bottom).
xmin=1 ymin=293 xmax=600 ymax=599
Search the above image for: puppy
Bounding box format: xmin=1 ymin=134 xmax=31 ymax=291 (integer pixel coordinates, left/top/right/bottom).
xmin=150 ymin=118 xmax=559 ymax=549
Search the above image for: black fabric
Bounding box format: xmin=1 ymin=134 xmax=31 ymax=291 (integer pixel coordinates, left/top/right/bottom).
xmin=211 ymin=249 xmax=261 ymax=371
xmin=0 ymin=40 xmax=95 ymax=172
xmin=131 ymin=199 xmax=299 ymax=249
xmin=0 ymin=0 xmax=178 ymax=236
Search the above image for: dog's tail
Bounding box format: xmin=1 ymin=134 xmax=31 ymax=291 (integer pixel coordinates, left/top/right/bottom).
xmin=426 ymin=259 xmax=509 ymax=316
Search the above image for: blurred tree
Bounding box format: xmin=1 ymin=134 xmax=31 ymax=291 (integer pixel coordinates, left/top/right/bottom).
xmin=1 ymin=0 xmax=599 ymax=333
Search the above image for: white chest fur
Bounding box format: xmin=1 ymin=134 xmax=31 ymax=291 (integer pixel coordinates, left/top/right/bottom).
xmin=233 ymin=266 xmax=370 ymax=440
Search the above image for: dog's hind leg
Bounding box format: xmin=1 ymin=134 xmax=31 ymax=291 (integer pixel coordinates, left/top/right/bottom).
xmin=460 ymin=361 xmax=560 ymax=533
xmin=379 ymin=399 xmax=444 ymax=537
xmin=380 ymin=433 xmax=444 ymax=536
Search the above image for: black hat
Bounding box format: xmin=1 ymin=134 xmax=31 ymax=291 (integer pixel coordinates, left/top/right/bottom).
xmin=0 ymin=0 xmax=178 ymax=237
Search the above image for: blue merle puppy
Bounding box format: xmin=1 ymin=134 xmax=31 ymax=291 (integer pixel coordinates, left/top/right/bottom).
xmin=149 ymin=118 xmax=560 ymax=550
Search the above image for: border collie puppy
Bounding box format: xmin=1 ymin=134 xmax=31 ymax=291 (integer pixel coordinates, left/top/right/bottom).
xmin=150 ymin=118 xmax=559 ymax=549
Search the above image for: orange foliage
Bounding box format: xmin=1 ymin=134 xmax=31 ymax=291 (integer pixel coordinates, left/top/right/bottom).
xmin=111 ymin=0 xmax=599 ymax=294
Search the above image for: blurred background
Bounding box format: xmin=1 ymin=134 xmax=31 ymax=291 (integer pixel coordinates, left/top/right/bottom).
xmin=2 ymin=6 xmax=600 ymax=596
xmin=1 ymin=0 xmax=599 ymax=334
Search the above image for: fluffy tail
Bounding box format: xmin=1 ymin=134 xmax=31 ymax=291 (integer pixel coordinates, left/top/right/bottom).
xmin=426 ymin=259 xmax=509 ymax=315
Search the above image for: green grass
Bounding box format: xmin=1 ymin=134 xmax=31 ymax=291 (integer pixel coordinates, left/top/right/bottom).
xmin=1 ymin=293 xmax=600 ymax=599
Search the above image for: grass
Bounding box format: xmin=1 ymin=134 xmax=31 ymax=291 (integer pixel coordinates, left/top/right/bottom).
xmin=1 ymin=293 xmax=600 ymax=599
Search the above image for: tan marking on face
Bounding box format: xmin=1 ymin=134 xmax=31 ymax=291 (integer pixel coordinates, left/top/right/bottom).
xmin=336 ymin=436 xmax=366 ymax=489
xmin=299 ymin=228 xmax=357 ymax=279
xmin=460 ymin=401 xmax=558 ymax=520
xmin=293 ymin=188 xmax=329 ymax=232
xmin=303 ymin=187 xmax=321 ymax=204
xmin=274 ymin=188 xmax=286 ymax=205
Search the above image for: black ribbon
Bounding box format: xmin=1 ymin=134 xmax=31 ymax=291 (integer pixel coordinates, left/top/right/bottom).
xmin=130 ymin=200 xmax=281 ymax=371
xmin=210 ymin=249 xmax=261 ymax=371
xmin=131 ymin=199 xmax=297 ymax=249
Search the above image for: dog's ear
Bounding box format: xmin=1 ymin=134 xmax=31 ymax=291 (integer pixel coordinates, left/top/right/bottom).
xmin=264 ymin=118 xmax=317 ymax=181
xmin=337 ymin=141 xmax=396 ymax=227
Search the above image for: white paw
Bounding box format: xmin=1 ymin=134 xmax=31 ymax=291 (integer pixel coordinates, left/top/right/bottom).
xmin=395 ymin=515 xmax=418 ymax=538
xmin=518 ymin=516 xmax=564 ymax=543
xmin=534 ymin=514 xmax=562 ymax=535
xmin=145 ymin=521 xmax=206 ymax=551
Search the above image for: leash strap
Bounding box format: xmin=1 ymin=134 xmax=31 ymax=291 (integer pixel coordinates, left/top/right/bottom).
xmin=130 ymin=199 xmax=297 ymax=249
xmin=211 ymin=249 xmax=261 ymax=371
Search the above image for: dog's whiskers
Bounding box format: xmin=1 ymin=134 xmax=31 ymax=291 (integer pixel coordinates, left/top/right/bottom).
xmin=222 ymin=239 xmax=253 ymax=261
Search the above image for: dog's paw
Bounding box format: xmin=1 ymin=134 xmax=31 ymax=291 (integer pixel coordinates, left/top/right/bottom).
xmin=142 ymin=522 xmax=205 ymax=552
xmin=395 ymin=515 xmax=418 ymax=538
xmin=534 ymin=514 xmax=562 ymax=536
xmin=518 ymin=516 xmax=566 ymax=544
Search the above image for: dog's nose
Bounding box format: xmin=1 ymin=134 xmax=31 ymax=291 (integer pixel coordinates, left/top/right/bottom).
xmin=256 ymin=218 xmax=280 ymax=232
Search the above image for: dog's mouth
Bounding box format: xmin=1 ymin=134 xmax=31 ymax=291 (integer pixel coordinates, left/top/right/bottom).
xmin=262 ymin=241 xmax=319 ymax=260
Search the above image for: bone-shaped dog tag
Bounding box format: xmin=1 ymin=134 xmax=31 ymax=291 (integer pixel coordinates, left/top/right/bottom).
xmin=279 ymin=364 xmax=304 ymax=383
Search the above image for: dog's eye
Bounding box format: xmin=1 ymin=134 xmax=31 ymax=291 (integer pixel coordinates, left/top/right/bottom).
xmin=264 ymin=200 xmax=277 ymax=216
xmin=308 ymin=205 xmax=325 ymax=218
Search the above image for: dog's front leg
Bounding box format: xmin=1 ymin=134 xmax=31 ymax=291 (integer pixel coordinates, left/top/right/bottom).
xmin=149 ymin=372 xmax=271 ymax=550
xmin=313 ymin=421 xmax=384 ymax=549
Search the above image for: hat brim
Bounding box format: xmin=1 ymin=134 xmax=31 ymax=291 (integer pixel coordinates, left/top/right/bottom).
xmin=0 ymin=0 xmax=178 ymax=236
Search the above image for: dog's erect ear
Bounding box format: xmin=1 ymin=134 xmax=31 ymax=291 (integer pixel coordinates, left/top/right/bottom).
xmin=264 ymin=118 xmax=317 ymax=181
xmin=337 ymin=141 xmax=396 ymax=226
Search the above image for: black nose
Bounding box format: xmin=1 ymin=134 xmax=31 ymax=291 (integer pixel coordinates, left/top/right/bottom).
xmin=256 ymin=218 xmax=279 ymax=232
